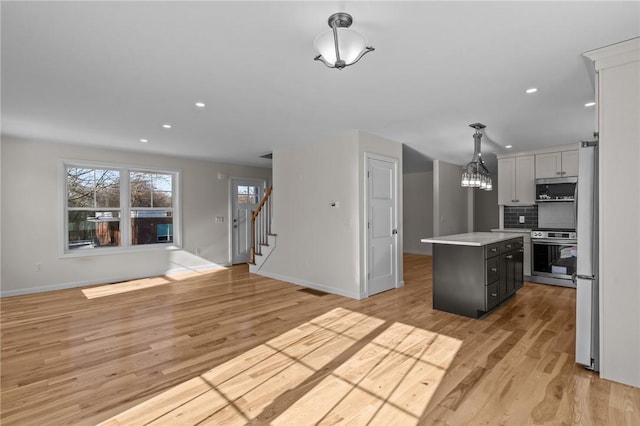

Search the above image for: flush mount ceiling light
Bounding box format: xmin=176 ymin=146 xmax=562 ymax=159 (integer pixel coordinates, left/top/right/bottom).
xmin=461 ymin=123 xmax=493 ymax=191
xmin=313 ymin=12 xmax=374 ymax=70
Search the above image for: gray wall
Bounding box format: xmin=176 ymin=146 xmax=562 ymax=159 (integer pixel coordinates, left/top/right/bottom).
xmin=473 ymin=180 xmax=499 ymax=231
xmin=433 ymin=160 xmax=470 ymax=237
xmin=403 ymin=171 xmax=433 ymax=254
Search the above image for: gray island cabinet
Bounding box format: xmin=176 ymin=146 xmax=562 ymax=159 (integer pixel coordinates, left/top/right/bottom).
xmin=421 ymin=232 xmax=524 ymax=318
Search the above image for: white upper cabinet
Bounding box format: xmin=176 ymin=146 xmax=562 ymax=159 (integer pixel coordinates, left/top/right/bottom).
xmin=561 ymin=150 xmax=579 ymax=176
xmin=535 ymin=149 xmax=579 ymax=178
xmin=498 ymin=155 xmax=535 ymax=205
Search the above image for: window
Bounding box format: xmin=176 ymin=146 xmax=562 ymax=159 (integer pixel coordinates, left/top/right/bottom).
xmin=64 ymin=163 xmax=179 ymax=254
xmin=130 ymin=172 xmax=174 ymax=245
xmin=237 ymin=185 xmax=259 ymax=204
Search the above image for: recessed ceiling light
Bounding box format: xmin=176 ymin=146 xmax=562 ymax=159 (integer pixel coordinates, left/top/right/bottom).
xmin=584 ymin=101 xmax=596 ymax=107
xmin=140 ymin=138 xmax=148 ymax=143
xmin=162 ymin=124 xmax=172 ymax=129
xmin=195 ymin=102 xmax=206 ymax=108
xmin=525 ymin=88 xmax=538 ymax=94
xmin=505 ymin=145 xmax=513 ymax=149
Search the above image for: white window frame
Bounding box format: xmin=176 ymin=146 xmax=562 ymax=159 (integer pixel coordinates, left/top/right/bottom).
xmin=60 ymin=160 xmax=181 ymax=258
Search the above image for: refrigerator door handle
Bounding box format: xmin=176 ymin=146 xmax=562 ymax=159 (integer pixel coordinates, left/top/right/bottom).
xmin=577 ymin=274 xmax=595 ymax=280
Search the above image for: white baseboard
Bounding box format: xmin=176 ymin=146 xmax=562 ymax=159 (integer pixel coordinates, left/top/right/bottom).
xmin=1 ymin=262 xmax=227 ymax=298
xmin=252 ymin=270 xmax=363 ymax=300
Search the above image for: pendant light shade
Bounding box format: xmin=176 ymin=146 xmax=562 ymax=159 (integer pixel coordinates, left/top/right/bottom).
xmin=461 ymin=123 xmax=493 ymax=191
xmin=314 ymin=13 xmax=374 ymax=70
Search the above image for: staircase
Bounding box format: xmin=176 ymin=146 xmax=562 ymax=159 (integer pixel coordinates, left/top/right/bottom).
xmin=249 ymin=186 xmax=275 ymax=273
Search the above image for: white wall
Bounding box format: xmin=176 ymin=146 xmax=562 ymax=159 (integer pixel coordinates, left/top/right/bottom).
xmin=403 ymin=171 xmax=433 ymax=254
xmin=259 ymin=131 xmax=403 ymax=299
xmin=260 ymin=131 xmax=361 ymax=298
xmin=433 ymin=160 xmax=470 ymax=237
xmin=0 ymin=137 xmax=271 ymax=296
xmin=587 ymin=38 xmax=640 ymax=388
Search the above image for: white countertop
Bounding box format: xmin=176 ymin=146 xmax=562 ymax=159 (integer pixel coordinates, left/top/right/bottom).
xmin=421 ymin=232 xmax=523 ymax=247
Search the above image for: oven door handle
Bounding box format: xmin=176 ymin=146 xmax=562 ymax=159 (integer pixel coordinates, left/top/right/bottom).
xmin=532 ymin=239 xmax=577 ymax=245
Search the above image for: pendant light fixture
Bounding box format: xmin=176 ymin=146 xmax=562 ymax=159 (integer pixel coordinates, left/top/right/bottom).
xmin=314 ymin=12 xmax=374 ymax=70
xmin=461 ymin=123 xmax=493 ymax=191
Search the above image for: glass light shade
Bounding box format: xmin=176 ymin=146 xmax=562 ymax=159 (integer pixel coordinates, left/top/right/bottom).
xmin=480 ymin=176 xmax=487 ymax=189
xmin=314 ymin=27 xmax=367 ymax=65
xmin=486 ymin=178 xmax=493 ymax=191
xmin=461 ymin=172 xmax=470 ymax=187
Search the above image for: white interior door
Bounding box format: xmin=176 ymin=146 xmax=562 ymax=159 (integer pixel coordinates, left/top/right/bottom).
xmin=367 ymin=156 xmax=398 ymax=296
xmin=231 ymin=178 xmax=264 ymax=264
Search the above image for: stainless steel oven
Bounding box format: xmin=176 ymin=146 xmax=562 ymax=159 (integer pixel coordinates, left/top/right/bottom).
xmin=531 ymin=229 xmax=577 ymax=283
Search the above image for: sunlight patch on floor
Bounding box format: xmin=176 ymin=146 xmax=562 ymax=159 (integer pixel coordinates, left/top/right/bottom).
xmin=82 ymin=277 xmax=172 ymax=299
xmin=98 ymin=307 xmax=461 ymax=425
xmin=81 ymin=266 xmax=228 ymax=299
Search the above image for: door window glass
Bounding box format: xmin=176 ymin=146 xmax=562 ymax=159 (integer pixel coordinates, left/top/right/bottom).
xmin=237 ymin=185 xmax=259 ymax=204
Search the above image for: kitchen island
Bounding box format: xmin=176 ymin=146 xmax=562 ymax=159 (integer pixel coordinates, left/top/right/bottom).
xmin=422 ymin=232 xmax=524 ymax=318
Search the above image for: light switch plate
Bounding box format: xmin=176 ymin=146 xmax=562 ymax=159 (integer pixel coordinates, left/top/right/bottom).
xmin=215 ymin=216 xmax=224 ymax=223
xmin=519 ymin=215 xmax=525 ymax=224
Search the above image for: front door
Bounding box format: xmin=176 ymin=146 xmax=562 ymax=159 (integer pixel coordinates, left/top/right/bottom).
xmin=231 ymin=178 xmax=264 ymax=264
xmin=366 ymin=155 xmax=398 ymax=296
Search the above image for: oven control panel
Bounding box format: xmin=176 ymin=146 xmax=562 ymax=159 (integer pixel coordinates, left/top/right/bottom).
xmin=532 ymin=230 xmax=577 ymax=239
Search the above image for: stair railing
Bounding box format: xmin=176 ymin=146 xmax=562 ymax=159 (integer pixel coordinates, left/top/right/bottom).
xmin=250 ymin=185 xmax=273 ymax=264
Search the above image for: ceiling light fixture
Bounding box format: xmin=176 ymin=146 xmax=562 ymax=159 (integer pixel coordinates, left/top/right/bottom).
xmin=140 ymin=139 xmax=148 ymax=143
xmin=461 ymin=123 xmax=492 ymax=191
xmin=525 ymin=88 xmax=538 ymax=94
xmin=584 ymin=101 xmax=596 ymax=107
xmin=505 ymin=145 xmax=513 ymax=149
xmin=162 ymin=124 xmax=172 ymax=129
xmin=313 ymin=12 xmax=374 ymax=70
xmin=195 ymin=102 xmax=205 ymax=108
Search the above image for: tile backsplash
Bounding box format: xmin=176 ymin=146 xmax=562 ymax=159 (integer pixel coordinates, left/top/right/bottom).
xmin=503 ymin=205 xmax=538 ymax=228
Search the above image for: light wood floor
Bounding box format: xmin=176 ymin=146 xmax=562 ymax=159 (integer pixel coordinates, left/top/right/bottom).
xmin=1 ymin=254 xmax=639 ymax=425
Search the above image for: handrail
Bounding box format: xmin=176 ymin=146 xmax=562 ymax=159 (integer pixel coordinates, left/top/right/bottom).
xmin=250 ymin=185 xmax=273 ymax=264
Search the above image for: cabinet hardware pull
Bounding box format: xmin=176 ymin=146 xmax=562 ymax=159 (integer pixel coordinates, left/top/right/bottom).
xmin=491 ymin=293 xmax=497 ymax=297
xmin=491 ymin=248 xmax=497 ymax=252
xmin=506 ymin=254 xmax=513 ymax=259
xmin=491 ymin=267 xmax=497 ymax=272
xmin=506 ymin=244 xmax=512 ymax=248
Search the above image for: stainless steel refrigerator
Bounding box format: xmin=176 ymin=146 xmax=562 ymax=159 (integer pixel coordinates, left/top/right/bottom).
xmin=575 ymin=140 xmax=599 ymax=371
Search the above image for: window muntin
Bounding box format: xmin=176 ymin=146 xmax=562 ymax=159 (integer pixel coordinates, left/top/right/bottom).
xmin=64 ymin=163 xmax=178 ymax=254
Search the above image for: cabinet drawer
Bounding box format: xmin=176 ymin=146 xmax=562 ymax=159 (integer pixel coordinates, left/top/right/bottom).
xmin=500 ymin=239 xmax=517 ymax=253
xmin=486 ymin=257 xmax=499 ymax=283
xmin=486 ymin=243 xmax=500 ymax=258
xmin=486 ymin=282 xmax=499 ymax=311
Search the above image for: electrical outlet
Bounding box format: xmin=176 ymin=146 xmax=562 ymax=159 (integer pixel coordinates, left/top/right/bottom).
xmin=36 ymin=263 xmax=43 ymax=272
xmin=519 ymin=216 xmax=526 ymax=224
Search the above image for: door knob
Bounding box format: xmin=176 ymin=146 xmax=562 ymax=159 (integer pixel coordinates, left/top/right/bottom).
xmin=392 ymin=229 xmax=398 ymax=235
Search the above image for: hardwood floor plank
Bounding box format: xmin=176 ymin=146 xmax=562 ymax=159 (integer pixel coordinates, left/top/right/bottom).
xmin=2 ymin=254 xmax=639 ymax=425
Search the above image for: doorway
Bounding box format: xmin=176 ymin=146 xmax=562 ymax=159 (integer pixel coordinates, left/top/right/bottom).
xmin=231 ymin=178 xmax=265 ymax=264
xmin=366 ymin=154 xmax=399 ymax=296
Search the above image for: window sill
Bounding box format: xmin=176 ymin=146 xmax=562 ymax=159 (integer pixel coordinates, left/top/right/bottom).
xmin=60 ymin=244 xmax=182 ymax=259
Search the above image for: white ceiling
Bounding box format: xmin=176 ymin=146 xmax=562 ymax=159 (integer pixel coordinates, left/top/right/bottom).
xmin=2 ymin=1 xmax=638 ymax=169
